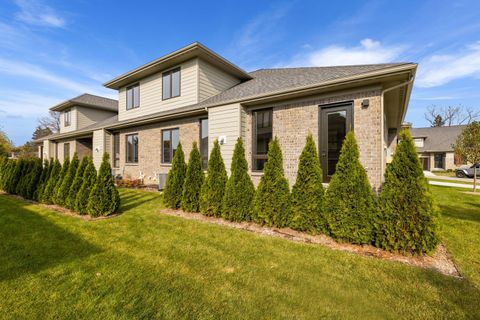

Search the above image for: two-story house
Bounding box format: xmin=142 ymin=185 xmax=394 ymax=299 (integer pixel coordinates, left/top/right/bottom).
xmin=38 ymin=42 xmax=417 ymax=191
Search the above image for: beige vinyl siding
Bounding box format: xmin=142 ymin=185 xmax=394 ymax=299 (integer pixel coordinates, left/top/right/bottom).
xmin=208 ymin=103 xmax=242 ymax=174
xmin=198 ymin=59 xmax=240 ymax=102
xmin=59 ymin=107 xmax=78 ymax=133
xmin=92 ymin=129 xmax=106 ymax=169
xmin=76 ymin=107 xmax=116 ymax=130
xmin=56 ymin=140 xmax=75 ymax=163
xmin=118 ymin=59 xmax=199 ymax=121
xmin=43 ymin=140 xmax=55 ymax=160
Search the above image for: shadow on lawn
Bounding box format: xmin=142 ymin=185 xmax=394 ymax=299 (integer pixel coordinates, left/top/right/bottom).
xmin=439 ymin=203 xmax=480 ymax=224
xmin=119 ymin=190 xmax=161 ymax=212
xmin=0 ymin=195 xmax=101 ymax=281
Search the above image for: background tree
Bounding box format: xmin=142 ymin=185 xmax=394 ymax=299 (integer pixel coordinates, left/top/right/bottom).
xmin=425 ymin=105 xmax=480 ymax=127
xmin=40 ymin=159 xmax=61 ymax=204
xmin=32 ymin=125 xmax=53 ymax=140
xmin=52 ymin=158 xmax=70 ymax=205
xmin=254 ymin=137 xmax=291 ymax=227
xmin=0 ymin=128 xmax=13 ymax=157
xmin=181 ymin=142 xmax=204 ymax=212
xmin=163 ymin=143 xmax=186 ymax=209
xmin=376 ymin=129 xmax=440 ymax=253
xmin=74 ymin=157 xmax=97 ymax=215
xmin=87 ymin=153 xmax=120 ymax=217
xmin=38 ymin=111 xmax=60 ymax=133
xmin=323 ymin=131 xmax=376 ymax=244
xmin=200 ymin=140 xmax=227 ymax=217
xmin=55 ymin=153 xmax=79 ymax=207
xmin=66 ymin=156 xmax=88 ymax=210
xmin=453 ymin=121 xmax=480 ymax=192
xmin=291 ymin=134 xmax=325 ymax=233
xmin=222 ymin=138 xmax=255 ymax=222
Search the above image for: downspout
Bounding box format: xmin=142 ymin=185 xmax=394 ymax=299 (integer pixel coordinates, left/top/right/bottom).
xmin=380 ymin=76 xmax=414 ymax=183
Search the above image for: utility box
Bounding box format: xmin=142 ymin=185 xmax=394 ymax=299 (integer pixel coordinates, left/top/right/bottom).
xmin=158 ymin=173 xmax=168 ymax=191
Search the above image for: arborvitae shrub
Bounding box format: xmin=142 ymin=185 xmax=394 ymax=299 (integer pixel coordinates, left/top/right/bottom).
xmin=200 ymin=140 xmax=227 ymax=217
xmin=291 ymin=134 xmax=326 ymax=233
xmin=52 ymin=158 xmax=70 ymax=205
xmin=55 ymin=153 xmax=79 ymax=207
xmin=34 ymin=159 xmax=51 ymax=201
xmin=375 ymin=129 xmax=440 ymax=254
xmin=2 ymin=160 xmax=16 ymax=193
xmin=15 ymin=158 xmax=31 ymax=197
xmin=163 ymin=143 xmax=186 ymax=209
xmin=25 ymin=159 xmax=43 ymax=200
xmin=222 ymin=138 xmax=255 ymax=222
xmin=181 ymin=142 xmax=204 ymax=212
xmin=323 ymin=131 xmax=376 ymax=244
xmin=66 ymin=156 xmax=88 ymax=210
xmin=86 ymin=153 xmax=120 ymax=217
xmin=41 ymin=159 xmax=61 ymax=204
xmin=254 ymin=137 xmax=291 ymax=227
xmin=74 ymin=156 xmax=96 ymax=215
xmin=0 ymin=156 xmax=6 ymax=189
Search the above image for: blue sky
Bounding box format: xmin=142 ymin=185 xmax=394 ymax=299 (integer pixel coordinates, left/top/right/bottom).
xmin=1 ymin=0 xmax=480 ymax=145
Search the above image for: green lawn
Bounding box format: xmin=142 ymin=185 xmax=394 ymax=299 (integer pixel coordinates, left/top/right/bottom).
xmin=0 ymin=187 xmax=479 ymax=319
xmin=433 ymin=171 xmax=456 ymax=177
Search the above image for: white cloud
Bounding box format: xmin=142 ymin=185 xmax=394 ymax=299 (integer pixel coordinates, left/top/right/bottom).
xmin=0 ymin=90 xmax=60 ymax=117
xmin=0 ymin=57 xmax=112 ymax=96
xmin=284 ymin=39 xmax=405 ymax=67
xmin=14 ymin=0 xmax=65 ymax=28
xmin=416 ymin=42 xmax=480 ymax=87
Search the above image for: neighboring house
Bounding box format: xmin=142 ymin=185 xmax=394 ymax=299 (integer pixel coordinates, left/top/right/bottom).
xmin=37 ymin=42 xmax=417 ymax=191
xmin=409 ymin=125 xmax=467 ymax=171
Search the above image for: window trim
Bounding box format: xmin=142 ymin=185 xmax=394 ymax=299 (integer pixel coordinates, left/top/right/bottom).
xmin=252 ymin=108 xmax=273 ymax=172
xmin=199 ymin=118 xmax=208 ymax=170
xmin=161 ymin=127 xmax=180 ymax=164
xmin=113 ymin=133 xmax=120 ymax=168
xmin=126 ymin=83 xmax=140 ymax=110
xmin=125 ymin=133 xmax=139 ymax=164
xmin=64 ymin=109 xmax=71 ymax=127
xmin=162 ymin=67 xmax=181 ymax=101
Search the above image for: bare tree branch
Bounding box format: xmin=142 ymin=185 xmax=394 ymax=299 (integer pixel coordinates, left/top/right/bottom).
xmin=38 ymin=111 xmax=60 ymax=133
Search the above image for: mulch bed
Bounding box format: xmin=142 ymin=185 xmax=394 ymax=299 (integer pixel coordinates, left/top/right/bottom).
xmin=161 ymin=208 xmax=462 ymax=278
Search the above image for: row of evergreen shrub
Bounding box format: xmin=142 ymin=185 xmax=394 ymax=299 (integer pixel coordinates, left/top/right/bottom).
xmin=163 ymin=130 xmax=439 ymax=254
xmin=0 ymin=153 xmax=120 ymax=217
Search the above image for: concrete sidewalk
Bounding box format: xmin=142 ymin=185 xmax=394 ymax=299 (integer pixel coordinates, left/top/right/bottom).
xmin=429 ymin=180 xmax=475 ymax=189
xmin=424 ymin=171 xmax=476 ymax=183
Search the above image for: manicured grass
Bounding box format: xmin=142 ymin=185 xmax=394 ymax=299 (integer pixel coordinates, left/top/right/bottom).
xmin=433 ymin=171 xmax=456 ymax=177
xmin=0 ymin=187 xmax=479 ymax=319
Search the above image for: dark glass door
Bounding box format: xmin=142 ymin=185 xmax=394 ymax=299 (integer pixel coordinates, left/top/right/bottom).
xmin=320 ymin=103 xmax=353 ymax=182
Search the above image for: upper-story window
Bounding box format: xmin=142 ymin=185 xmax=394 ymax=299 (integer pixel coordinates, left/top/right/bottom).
xmin=162 ymin=68 xmax=181 ymax=100
xmin=252 ymin=109 xmax=273 ymax=171
xmin=126 ymin=84 xmax=140 ymax=110
xmin=414 ymin=138 xmax=424 ymax=148
xmin=64 ymin=109 xmax=71 ymax=127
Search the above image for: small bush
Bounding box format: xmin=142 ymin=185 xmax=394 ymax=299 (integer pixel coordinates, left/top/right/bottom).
xmin=291 ymin=134 xmax=326 ymax=233
xmin=40 ymin=159 xmax=61 ymax=204
xmin=163 ymin=143 xmax=186 ymax=209
xmin=375 ymin=129 xmax=440 ymax=254
xmin=87 ymin=153 xmax=120 ymax=217
xmin=74 ymin=156 xmax=96 ymax=215
xmin=116 ymin=179 xmax=144 ymax=188
xmin=66 ymin=156 xmax=88 ymax=210
xmin=254 ymin=137 xmax=291 ymax=227
xmin=222 ymin=138 xmax=255 ymax=222
xmin=55 ymin=153 xmax=79 ymax=207
xmin=323 ymin=131 xmax=376 ymax=244
xmin=52 ymin=158 xmax=70 ymax=205
xmin=200 ymin=140 xmax=227 ymax=217
xmin=181 ymin=142 xmax=204 ymax=212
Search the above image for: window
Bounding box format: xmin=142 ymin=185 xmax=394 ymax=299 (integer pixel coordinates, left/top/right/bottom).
xmin=64 ymin=109 xmax=71 ymax=127
xmin=126 ymin=84 xmax=140 ymax=110
xmin=414 ymin=138 xmax=424 ymax=148
xmin=200 ymin=118 xmax=208 ymax=169
xmin=162 ymin=128 xmax=179 ymax=163
xmin=113 ymin=133 xmax=120 ymax=168
xmin=63 ymin=143 xmax=70 ymax=160
xmin=126 ymin=134 xmax=138 ymax=163
xmin=434 ymin=153 xmax=445 ymax=169
xmin=162 ymin=68 xmax=181 ymax=100
xmin=253 ymin=109 xmax=273 ymax=171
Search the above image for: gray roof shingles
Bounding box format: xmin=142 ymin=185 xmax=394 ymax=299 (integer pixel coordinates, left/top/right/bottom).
xmin=52 ymin=93 xmax=118 ymax=112
xmin=410 ymin=125 xmax=466 ymax=152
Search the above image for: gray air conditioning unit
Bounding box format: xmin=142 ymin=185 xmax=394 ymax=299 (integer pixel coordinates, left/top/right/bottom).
xmin=158 ymin=173 xmax=168 ymax=191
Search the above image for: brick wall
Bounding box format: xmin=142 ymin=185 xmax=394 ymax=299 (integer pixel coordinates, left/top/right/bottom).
xmin=244 ymin=88 xmax=383 ymax=190
xmin=115 ymin=116 xmax=201 ymax=184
